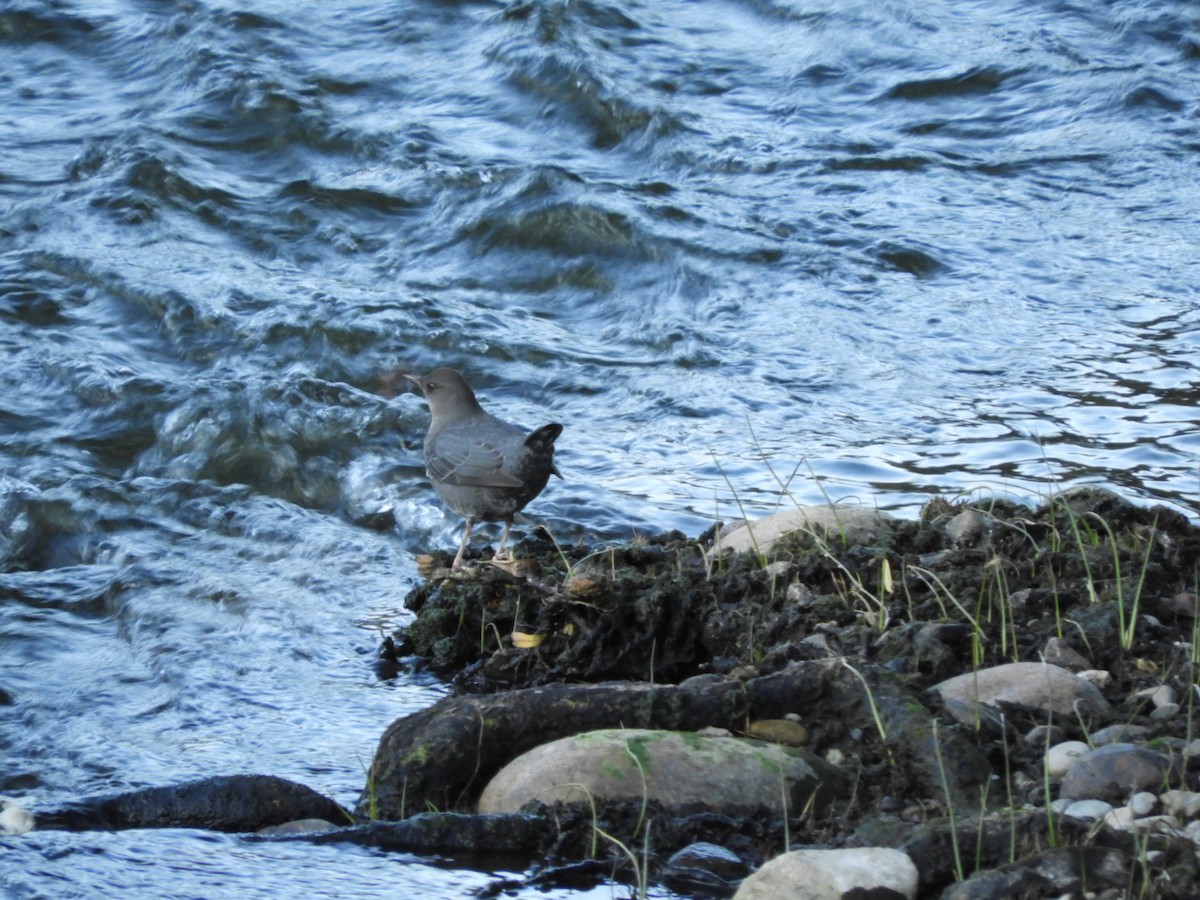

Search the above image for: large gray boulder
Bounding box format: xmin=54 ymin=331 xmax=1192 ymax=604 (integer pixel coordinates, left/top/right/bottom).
xmin=478 ymin=728 xmax=846 ymax=817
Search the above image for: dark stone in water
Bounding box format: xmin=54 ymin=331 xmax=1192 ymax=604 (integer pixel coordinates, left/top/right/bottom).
xmin=36 ymin=774 xmax=349 ymax=833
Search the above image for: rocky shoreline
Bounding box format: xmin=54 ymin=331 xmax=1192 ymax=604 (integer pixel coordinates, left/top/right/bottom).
xmin=10 ymin=488 xmax=1200 ymax=899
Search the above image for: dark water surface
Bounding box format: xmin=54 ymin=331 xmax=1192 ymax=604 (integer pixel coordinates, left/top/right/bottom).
xmin=2 ymin=0 xmax=1198 ymax=896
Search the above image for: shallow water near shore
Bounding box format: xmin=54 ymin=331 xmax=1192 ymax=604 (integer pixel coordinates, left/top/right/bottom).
xmin=2 ymin=0 xmax=1199 ymax=896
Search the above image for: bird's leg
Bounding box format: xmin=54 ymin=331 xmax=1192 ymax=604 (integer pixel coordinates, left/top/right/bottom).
xmin=493 ymin=516 xmax=514 ymax=561
xmin=452 ymin=517 xmax=474 ymax=571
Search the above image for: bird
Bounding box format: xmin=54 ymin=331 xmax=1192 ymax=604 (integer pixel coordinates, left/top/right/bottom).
xmin=405 ymin=367 xmax=562 ymax=570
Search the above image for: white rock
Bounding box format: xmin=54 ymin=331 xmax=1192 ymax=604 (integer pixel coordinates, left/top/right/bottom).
xmin=1103 ymin=807 xmax=1135 ymax=830
xmin=1137 ymin=684 xmax=1176 ymax=708
xmin=1126 ymin=814 xmax=1184 ymax=836
xmin=732 ymin=847 xmax=918 ymax=900
xmin=0 ymin=798 xmax=35 ymax=836
xmin=1045 ymin=741 xmax=1092 ymax=779
xmin=1161 ymin=789 xmax=1200 ymax=819
xmin=1129 ymin=792 xmax=1158 ymax=817
xmin=1063 ymin=799 xmax=1114 ymax=821
xmin=1150 ymin=703 xmax=1180 ymax=720
xmin=710 ymin=506 xmax=894 ymax=559
xmin=1076 ymin=669 xmax=1111 ymax=689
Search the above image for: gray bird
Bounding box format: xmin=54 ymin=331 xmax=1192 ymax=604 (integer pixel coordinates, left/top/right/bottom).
xmin=405 ymin=367 xmax=562 ymax=570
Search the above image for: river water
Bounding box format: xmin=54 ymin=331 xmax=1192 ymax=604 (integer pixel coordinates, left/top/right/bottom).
xmin=1 ymin=0 xmax=1197 ymax=896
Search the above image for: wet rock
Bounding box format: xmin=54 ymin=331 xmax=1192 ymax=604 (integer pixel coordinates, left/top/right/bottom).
xmin=34 ymin=774 xmax=349 ymax=833
xmin=1042 ymin=637 xmax=1090 ymax=670
xmin=663 ymin=841 xmax=750 ymax=895
xmin=258 ymin=817 xmax=339 ymax=836
xmin=939 ymin=846 xmax=1129 ymax=900
xmin=934 ymin=661 xmax=1112 ymax=726
xmin=302 ymin=812 xmax=554 ymax=860
xmin=1 ymin=797 xmax=35 ymax=835
xmin=732 ymin=847 xmax=918 ymax=900
xmin=710 ymin=505 xmax=895 ymax=559
xmin=478 ymin=728 xmax=846 ymax=818
xmin=1059 ymin=743 xmax=1178 ymax=802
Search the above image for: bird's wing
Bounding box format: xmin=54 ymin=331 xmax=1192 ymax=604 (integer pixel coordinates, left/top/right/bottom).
xmin=427 ymin=433 xmax=524 ymax=488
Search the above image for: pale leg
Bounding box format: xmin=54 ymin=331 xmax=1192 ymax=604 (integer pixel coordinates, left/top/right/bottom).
xmin=452 ymin=517 xmax=474 ymax=570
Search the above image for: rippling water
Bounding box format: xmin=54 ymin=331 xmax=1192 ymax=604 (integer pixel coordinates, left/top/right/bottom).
xmin=3 ymin=0 xmax=1198 ymax=895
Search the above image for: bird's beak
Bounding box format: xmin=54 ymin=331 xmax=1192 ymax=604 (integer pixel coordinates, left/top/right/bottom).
xmin=403 ymin=374 xmax=421 ymax=390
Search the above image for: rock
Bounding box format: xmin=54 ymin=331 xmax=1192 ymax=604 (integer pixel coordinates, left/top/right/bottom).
xmin=1138 ymin=684 xmax=1176 ymax=708
xmin=745 ymin=719 xmax=808 ymax=747
xmin=1129 ymin=792 xmax=1158 ymax=816
xmin=1060 ymin=743 xmax=1178 ymax=802
xmin=478 ymin=728 xmax=846 ymax=818
xmin=944 ymin=508 xmax=988 ymax=547
xmin=939 ymin=846 xmax=1129 ymax=900
xmin=1044 ymin=740 xmax=1091 ymax=778
xmin=257 ymin=817 xmax=340 ymax=836
xmin=33 ymin=774 xmax=349 ymax=833
xmin=935 ymin=662 xmax=1112 ymax=726
xmin=1076 ymin=669 xmax=1111 ymax=689
xmin=1042 ymin=637 xmax=1091 ymax=670
xmin=1 ymin=797 xmax=35 ymax=836
xmin=732 ymin=847 xmax=918 ymax=900
xmin=1161 ymin=789 xmax=1200 ymax=819
xmin=663 ymin=841 xmax=751 ymax=895
xmin=1091 ymin=723 xmax=1149 ymax=745
xmin=1022 ymin=724 xmax=1065 ymax=748
xmin=710 ymin=505 xmax=894 ymax=559
xmin=1062 ymin=798 xmax=1114 ymax=821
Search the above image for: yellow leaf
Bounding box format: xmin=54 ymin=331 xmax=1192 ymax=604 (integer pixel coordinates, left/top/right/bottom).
xmin=880 ymin=558 xmax=894 ymax=594
xmin=511 ymin=631 xmax=545 ymax=649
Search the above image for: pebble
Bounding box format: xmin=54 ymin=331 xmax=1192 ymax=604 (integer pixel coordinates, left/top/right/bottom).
xmin=1023 ymin=724 xmax=1065 ymax=748
xmin=1138 ymin=684 xmax=1177 ymax=708
xmin=944 ymin=508 xmax=988 ymax=546
xmin=1062 ymin=799 xmax=1114 ymax=821
xmin=1042 ymin=637 xmax=1091 ymax=670
xmin=1129 ymin=792 xmax=1158 ymax=817
xmin=664 ymin=842 xmax=750 ymax=894
xmin=1060 ymin=743 xmax=1177 ymax=802
xmin=1150 ymin=703 xmax=1180 ymax=720
xmin=1076 ymin=669 xmax=1111 ymax=689
xmin=1161 ymin=789 xmax=1200 ymax=819
xmin=1090 ymin=723 xmax=1149 ymax=745
xmin=1044 ymin=740 xmax=1091 ymax=779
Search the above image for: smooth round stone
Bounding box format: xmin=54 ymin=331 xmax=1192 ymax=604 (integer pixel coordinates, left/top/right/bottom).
xmin=1063 ymin=799 xmax=1114 ymax=821
xmin=1129 ymin=792 xmax=1158 ymax=817
xmin=1060 ymin=743 xmax=1177 ymax=802
xmin=1161 ymin=789 xmax=1200 ymax=819
xmin=1137 ymin=684 xmax=1176 ymax=708
xmin=1045 ymin=740 xmax=1091 ymax=779
xmin=733 ymin=847 xmax=918 ymax=900
xmin=936 ymin=662 xmax=1112 ymax=725
xmin=664 ymin=842 xmax=750 ymax=893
